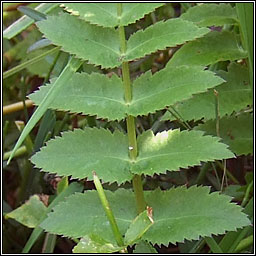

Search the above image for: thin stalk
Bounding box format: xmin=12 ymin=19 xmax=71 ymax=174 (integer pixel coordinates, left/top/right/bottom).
xmin=167 ymin=106 xmax=191 ymax=130
xmin=241 ymin=180 xmax=253 ymax=207
xmin=117 ymin=3 xmax=146 ymax=213
xmin=21 ymin=77 xmax=29 ymax=122
xmin=44 ymin=49 xmax=61 ymax=83
xmin=210 ymin=163 xmax=221 ymax=190
xmin=3 ymin=145 xmax=27 ymax=161
xmin=216 ymin=161 xmax=239 ymax=184
xmin=214 ymin=89 xmax=228 ymax=192
xmin=3 ymin=46 xmax=61 ymax=79
xmin=220 ymin=160 xmax=227 ymax=192
xmin=214 ymin=89 xmax=220 ymax=137
xmin=195 ymin=162 xmax=211 ymax=184
xmin=93 ymin=172 xmax=124 ymax=247
xmin=3 ymin=99 xmax=34 ymax=115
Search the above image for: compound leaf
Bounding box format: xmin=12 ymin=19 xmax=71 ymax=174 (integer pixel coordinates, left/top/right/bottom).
xmin=125 ymin=18 xmax=209 ymax=62
xmin=132 ymin=129 xmax=234 ymax=176
xmin=195 ymin=113 xmax=253 ymax=156
xmin=30 ymin=128 xmax=132 ymax=184
xmin=40 ymin=187 xmax=250 ymax=246
xmin=36 ymin=13 xmax=120 ymax=68
xmin=61 ymin=3 xmax=164 ymax=28
xmin=29 ymin=72 xmax=125 ymax=121
xmin=73 ymin=234 xmax=125 ymax=253
xmin=181 ymin=3 xmax=238 ymax=27
xmin=29 ymin=66 xmax=224 ymax=121
xmin=5 ymin=195 xmax=47 ymax=228
xmin=163 ymin=62 xmax=252 ymax=122
xmin=167 ymin=31 xmax=247 ymax=67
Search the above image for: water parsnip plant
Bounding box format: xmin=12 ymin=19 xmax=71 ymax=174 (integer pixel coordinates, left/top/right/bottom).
xmin=4 ymin=2 xmax=252 ymax=253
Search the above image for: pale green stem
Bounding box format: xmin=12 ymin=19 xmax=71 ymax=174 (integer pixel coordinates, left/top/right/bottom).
xmin=93 ymin=172 xmax=124 ymax=247
xmin=3 ymin=146 xmax=27 ymax=160
xmin=117 ymin=3 xmax=146 ymax=214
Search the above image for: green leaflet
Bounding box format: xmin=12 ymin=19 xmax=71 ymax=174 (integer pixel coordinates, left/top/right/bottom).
xmin=132 ymin=129 xmax=234 ymax=176
xmin=61 ymin=3 xmax=164 ymax=27
xmin=40 ymin=187 xmax=250 ymax=246
xmin=162 ymin=62 xmax=252 ymax=122
xmin=194 ymin=113 xmax=253 ymax=156
xmin=22 ymin=182 xmax=83 ymax=253
xmin=181 ymin=3 xmax=238 ymax=27
xmin=133 ymin=241 xmax=157 ymax=253
xmin=143 ymin=186 xmax=250 ymax=245
xmin=29 ymin=66 xmax=224 ymax=121
xmin=30 ymin=128 xmax=132 ymax=184
xmin=124 ymin=209 xmax=153 ymax=245
xmin=73 ymin=235 xmax=125 ymax=253
xmin=167 ymin=31 xmax=247 ymax=67
xmin=125 ymin=18 xmax=209 ymax=62
xmin=40 ymin=189 xmax=137 ymax=243
xmin=31 ymin=128 xmax=234 ymax=183
xmin=36 ymin=13 xmax=120 ymax=68
xmin=73 ymin=209 xmax=153 ymax=253
xmin=5 ymin=195 xmax=47 ymax=228
xmin=29 ymin=72 xmax=126 ymax=121
xmin=129 ymin=65 xmax=224 ymax=117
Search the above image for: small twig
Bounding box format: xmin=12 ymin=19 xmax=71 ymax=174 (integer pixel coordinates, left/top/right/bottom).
xmin=3 ymin=99 xmax=34 ymax=115
xmin=166 ymin=107 xmax=191 ymax=130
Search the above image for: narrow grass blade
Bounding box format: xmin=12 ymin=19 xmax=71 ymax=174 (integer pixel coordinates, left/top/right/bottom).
xmin=42 ymin=233 xmax=57 ymax=253
xmin=234 ymin=235 xmax=253 ymax=253
xmin=3 ymin=46 xmax=60 ymax=80
xmin=236 ymin=3 xmax=253 ymax=85
xmin=7 ymin=56 xmax=83 ymax=165
xmin=3 ymin=3 xmax=58 ymax=39
xmin=18 ymin=6 xmax=46 ymax=21
xmin=205 ymin=237 xmax=223 ymax=253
